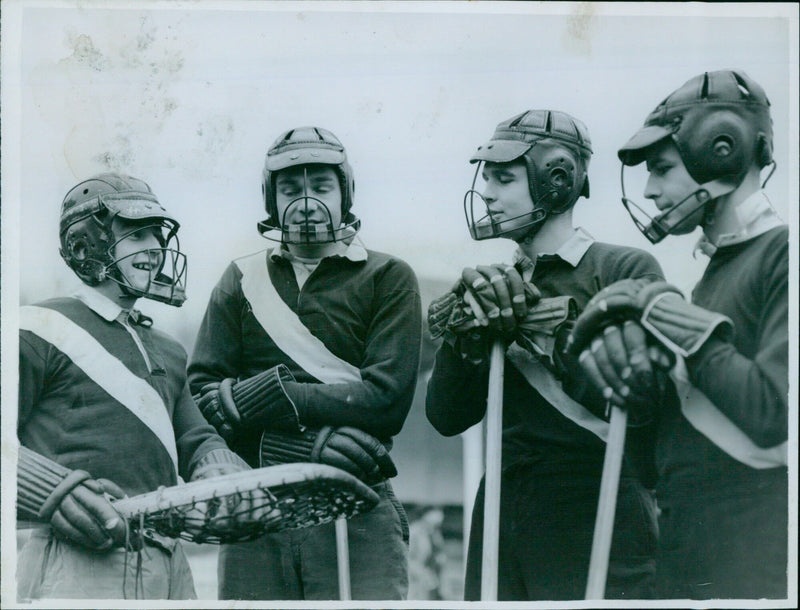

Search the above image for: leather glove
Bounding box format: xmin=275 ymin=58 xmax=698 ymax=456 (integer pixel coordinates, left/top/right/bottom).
xmin=195 ymin=364 xmax=301 ymax=442
xmin=261 ymin=426 xmax=397 ymax=485
xmin=428 ymin=265 xmax=539 ymax=364
xmin=566 ymin=278 xmax=733 ymax=359
xmin=17 ymin=447 xmax=128 ymax=551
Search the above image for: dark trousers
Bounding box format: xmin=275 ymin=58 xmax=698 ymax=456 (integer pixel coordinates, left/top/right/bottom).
xmin=656 ymin=474 xmax=788 ymax=599
xmin=464 ymin=465 xmax=657 ymax=601
xmin=218 ymin=482 xmax=409 ymax=600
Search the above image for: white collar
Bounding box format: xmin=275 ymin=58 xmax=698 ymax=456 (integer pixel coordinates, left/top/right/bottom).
xmin=514 ymin=227 xmax=594 ymax=271
xmin=269 ymin=240 xmax=368 ymax=264
xmin=694 ymin=190 xmax=784 ymax=257
xmin=71 ymin=284 xmax=127 ymax=322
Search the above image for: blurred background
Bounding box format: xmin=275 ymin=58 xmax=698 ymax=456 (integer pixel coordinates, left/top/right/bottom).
xmin=3 ymin=1 xmax=795 ymax=601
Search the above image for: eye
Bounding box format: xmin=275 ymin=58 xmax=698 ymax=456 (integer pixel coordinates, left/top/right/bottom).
xmin=278 ymin=184 xmax=301 ymax=197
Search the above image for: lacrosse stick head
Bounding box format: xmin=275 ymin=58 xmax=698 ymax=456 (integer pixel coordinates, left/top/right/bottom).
xmin=112 ymin=463 xmax=380 ymax=544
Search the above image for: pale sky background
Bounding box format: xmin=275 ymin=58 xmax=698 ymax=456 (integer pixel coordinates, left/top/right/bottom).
xmin=4 ymin=2 xmax=797 ymax=346
xmin=2 ymin=2 xmax=798 ymax=605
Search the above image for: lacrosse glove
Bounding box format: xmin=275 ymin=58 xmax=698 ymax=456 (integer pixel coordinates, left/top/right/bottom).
xmin=260 ymin=426 xmax=397 ymax=485
xmin=195 ymin=364 xmax=302 ymax=442
xmin=567 ymin=278 xmax=733 ymax=359
xmin=17 ymin=446 xmax=128 ymax=551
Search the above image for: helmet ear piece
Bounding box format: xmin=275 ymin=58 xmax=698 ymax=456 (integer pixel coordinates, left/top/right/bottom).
xmin=756 ymin=133 xmax=773 ymax=168
xmin=680 ymin=109 xmax=751 ymax=185
xmin=580 ymin=175 xmax=590 ymax=199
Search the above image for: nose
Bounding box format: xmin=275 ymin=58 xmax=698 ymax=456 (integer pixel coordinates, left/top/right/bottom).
xmin=481 ymin=183 xmax=497 ymax=205
xmin=296 ymin=196 xmax=320 ymax=216
xmin=643 ymin=175 xmax=660 ymax=202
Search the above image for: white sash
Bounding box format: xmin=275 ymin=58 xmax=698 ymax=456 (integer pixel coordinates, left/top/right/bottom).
xmin=235 ymin=252 xmax=362 ymax=384
xmin=506 ymin=343 xmax=609 ymax=442
xmin=20 ymin=306 xmax=179 ymax=476
xmin=671 ymin=357 xmax=787 ymax=469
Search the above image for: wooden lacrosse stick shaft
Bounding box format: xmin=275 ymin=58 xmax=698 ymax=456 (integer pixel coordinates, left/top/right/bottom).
xmin=335 ymin=516 xmax=351 ymax=600
xmin=585 ymin=403 xmax=628 ymax=599
xmin=481 ymin=340 xmax=505 ymax=601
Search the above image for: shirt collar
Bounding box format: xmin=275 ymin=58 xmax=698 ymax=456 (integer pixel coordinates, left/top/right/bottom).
xmin=694 ymin=190 xmax=783 ymax=257
xmin=71 ymin=284 xmax=126 ymax=322
xmin=513 ymin=227 xmax=595 ymax=272
xmin=269 ymin=240 xmax=368 ymax=264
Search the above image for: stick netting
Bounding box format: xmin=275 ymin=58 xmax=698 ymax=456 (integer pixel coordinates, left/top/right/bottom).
xmin=112 ymin=463 xmax=379 ymax=544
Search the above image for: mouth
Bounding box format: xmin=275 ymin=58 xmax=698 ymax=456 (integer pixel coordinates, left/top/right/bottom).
xmin=132 ymin=261 xmax=157 ymax=272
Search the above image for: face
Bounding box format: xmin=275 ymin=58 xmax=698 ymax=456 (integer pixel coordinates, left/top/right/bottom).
xmin=274 ymin=165 xmax=343 ymax=231
xmin=109 ymin=216 xmax=165 ymax=292
xmin=643 ymin=140 xmax=706 ymax=234
xmin=480 ymin=160 xmax=536 ymax=239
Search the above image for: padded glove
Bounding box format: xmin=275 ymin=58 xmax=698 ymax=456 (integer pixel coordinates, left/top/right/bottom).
xmin=566 ymin=279 xmax=733 ymax=359
xmin=195 ymin=364 xmax=302 ymax=442
xmin=17 ymin=446 xmax=128 ymax=551
xmin=515 ymin=295 xmax=578 ymax=375
xmin=260 ymin=426 xmax=397 ymax=484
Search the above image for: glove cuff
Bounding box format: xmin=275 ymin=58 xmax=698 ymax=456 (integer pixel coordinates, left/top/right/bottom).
xmin=259 ymin=429 xmax=318 ymax=466
xmin=232 ymin=365 xmax=302 ymax=432
xmin=427 ymin=291 xmax=459 ymax=339
xmin=642 ymin=293 xmax=733 ymax=358
xmin=190 ymin=448 xmax=250 ymax=481
xmin=17 ymin=447 xmax=78 ymax=521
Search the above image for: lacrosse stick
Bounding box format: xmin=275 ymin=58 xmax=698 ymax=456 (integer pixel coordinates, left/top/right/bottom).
xmin=111 ymin=463 xmax=379 ymax=545
xmin=481 ymin=339 xmax=505 ymax=601
xmin=336 ymin=517 xmax=351 ymax=600
xmin=585 ymin=403 xmax=628 ymax=599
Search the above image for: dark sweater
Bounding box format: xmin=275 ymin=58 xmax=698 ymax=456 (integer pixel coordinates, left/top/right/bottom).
xmin=19 ymin=297 xmax=227 ymax=495
xmin=188 ymin=248 xmax=422 ymax=466
xmin=659 ymin=225 xmax=789 ymax=493
xmin=426 ymin=241 xmax=664 ymax=475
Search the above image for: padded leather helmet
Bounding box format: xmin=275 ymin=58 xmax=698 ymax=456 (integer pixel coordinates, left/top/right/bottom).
xmin=618 ymin=70 xmax=774 ymax=243
xmin=259 ymin=126 xmax=360 ymax=244
xmin=464 ymin=109 xmax=592 ymax=241
xmin=59 ymin=173 xmax=187 ymax=306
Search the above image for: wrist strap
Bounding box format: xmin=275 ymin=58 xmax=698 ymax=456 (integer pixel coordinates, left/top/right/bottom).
xmin=310 ymin=426 xmax=336 ymax=462
xmin=37 ymin=469 xmax=93 ymax=521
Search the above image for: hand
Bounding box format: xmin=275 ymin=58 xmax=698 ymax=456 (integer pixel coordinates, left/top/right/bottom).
xmin=312 ymin=426 xmax=398 ymax=484
xmin=261 ymin=426 xmax=397 ymax=485
xmin=459 ymin=264 xmax=539 ymax=335
xmin=195 ymin=381 xmax=237 ymax=442
xmin=576 ymin=320 xmax=674 ymax=423
xmin=49 ymin=477 xmax=128 ymax=552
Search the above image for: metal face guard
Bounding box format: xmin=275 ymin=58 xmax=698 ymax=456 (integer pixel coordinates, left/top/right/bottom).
xmin=619 ymin=164 xmax=715 ymax=245
xmin=106 ymin=224 xmax=188 ymax=306
xmin=463 ymin=162 xmax=547 ymax=241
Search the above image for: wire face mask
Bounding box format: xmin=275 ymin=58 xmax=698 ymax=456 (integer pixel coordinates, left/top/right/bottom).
xmin=266 ymin=167 xmax=360 ymax=246
xmin=463 ymin=161 xmax=548 ymax=241
xmin=619 ymin=163 xmax=714 ymax=244
xmin=106 ymin=219 xmax=188 ymax=306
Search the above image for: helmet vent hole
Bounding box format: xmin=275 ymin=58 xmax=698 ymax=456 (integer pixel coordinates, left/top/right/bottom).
xmin=550 ymin=168 xmax=568 ymax=187
xmin=712 ymin=136 xmax=734 ymax=158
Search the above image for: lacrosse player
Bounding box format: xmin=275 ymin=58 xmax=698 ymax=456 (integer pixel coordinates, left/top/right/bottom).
xmin=425 ymin=110 xmax=663 ymax=600
xmin=188 ymin=126 xmax=422 ymax=600
xmin=570 ymin=70 xmax=789 ymax=599
xmin=17 ymin=173 xmax=253 ymax=600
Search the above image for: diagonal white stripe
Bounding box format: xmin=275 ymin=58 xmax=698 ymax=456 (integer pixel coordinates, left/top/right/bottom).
xmin=506 ymin=343 xmax=609 ymax=442
xmin=20 ymin=305 xmax=179 ymax=476
xmin=236 ymin=252 xmax=362 ymax=384
xmin=672 ymin=357 xmax=787 ymax=469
